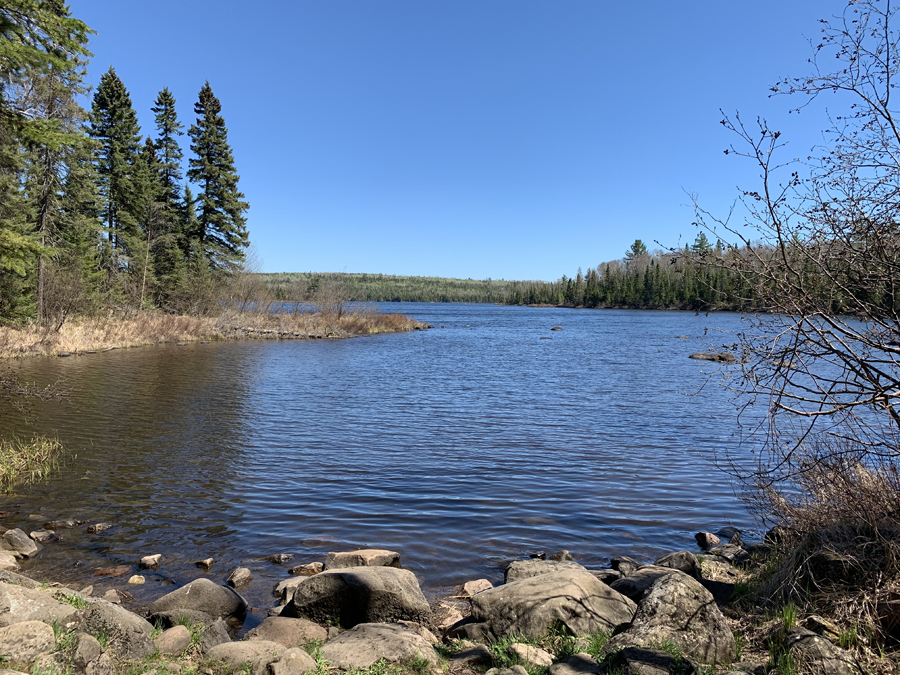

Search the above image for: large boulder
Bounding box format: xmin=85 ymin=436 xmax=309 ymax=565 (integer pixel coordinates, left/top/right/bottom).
xmin=504 ymin=559 xmax=586 ymax=583
xmin=269 ymin=648 xmax=318 ymax=675
xmin=606 ymin=573 xmax=735 ymax=665
xmin=610 ymin=566 xmax=685 ymax=602
xmin=323 ymin=549 xmax=401 ymax=570
xmin=319 ymin=623 xmax=439 ymax=669
xmin=0 ymin=620 xmax=55 ymax=662
xmin=147 ymin=578 xmax=247 ymax=620
xmin=0 ymin=582 xmax=78 ymax=627
xmin=75 ymin=600 xmax=156 ymax=660
xmin=246 ymin=616 xmax=327 ymax=647
xmin=469 ymin=568 xmax=636 ymax=640
xmin=148 ymin=608 xmax=216 ymax=629
xmin=281 ymin=566 xmax=431 ymax=628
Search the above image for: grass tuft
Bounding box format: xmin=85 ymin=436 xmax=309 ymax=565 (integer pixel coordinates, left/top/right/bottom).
xmin=0 ymin=435 xmax=70 ymax=492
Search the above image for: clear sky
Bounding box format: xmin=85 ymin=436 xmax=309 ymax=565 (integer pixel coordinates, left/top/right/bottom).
xmin=69 ymin=1 xmax=837 ymax=280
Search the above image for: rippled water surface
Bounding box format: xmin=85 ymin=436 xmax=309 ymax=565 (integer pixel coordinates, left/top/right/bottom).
xmin=0 ymin=304 xmax=760 ymax=611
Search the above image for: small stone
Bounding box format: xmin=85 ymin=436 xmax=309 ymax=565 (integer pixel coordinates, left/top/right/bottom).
xmin=58 ymin=352 xmax=71 ymax=357
xmin=288 ymin=562 xmax=323 ymax=576
xmin=140 ymin=554 xmax=162 ymax=569
xmin=452 ymin=643 xmax=492 ymax=666
xmin=273 ymin=576 xmax=304 ymax=601
xmin=194 ymin=558 xmax=214 ymax=570
xmin=227 ymin=567 xmax=253 ymax=589
xmin=87 ymin=523 xmax=112 ymax=534
xmin=94 ymin=565 xmax=131 ymax=577
xmin=269 ymin=648 xmax=317 ymax=675
xmin=460 ymin=579 xmax=493 ymax=597
xmin=0 ymin=551 xmax=19 ymax=571
xmin=80 ymin=584 xmax=94 ymax=596
xmin=549 ymin=550 xmax=573 ymax=561
xmin=102 ymin=589 xmax=121 ymax=604
xmin=265 ymin=554 xmax=294 ymax=564
xmin=588 ymin=568 xmax=621 ymax=584
xmin=551 ymin=326 xmax=563 ymax=331
xmin=322 ymin=549 xmax=401 ymax=570
xmin=1 ymin=529 xmax=40 ymax=559
xmin=155 ymin=625 xmax=192 ymax=656
xmin=610 ymin=555 xmax=642 ymax=576
xmin=29 ymin=529 xmax=55 ymax=543
xmin=508 ymin=643 xmax=553 ymax=667
xmin=695 ymin=532 xmax=721 ymax=550
xmin=549 ymin=653 xmax=601 ymax=675
xmin=73 ymin=633 xmax=103 ymax=669
xmin=45 ymin=520 xmax=78 ymax=529
xmin=127 ymin=575 xmax=146 ymax=585
xmin=804 ymin=615 xmax=842 ymax=644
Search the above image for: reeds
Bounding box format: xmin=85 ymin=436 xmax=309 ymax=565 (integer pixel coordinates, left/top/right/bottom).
xmin=0 ymin=435 xmax=69 ymax=492
xmin=0 ymin=307 xmax=427 ymax=358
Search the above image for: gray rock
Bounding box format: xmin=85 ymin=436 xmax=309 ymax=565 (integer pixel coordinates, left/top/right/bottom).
xmin=101 ymin=589 xmax=121 ymax=604
xmin=504 ymin=559 xmax=586 ymax=583
xmin=0 ymin=529 xmax=39 ymax=559
xmin=610 ymin=566 xmax=685 ymax=602
xmin=588 ymin=568 xmax=621 ymax=584
xmin=45 ymin=520 xmax=79 ymax=529
xmin=549 ymin=653 xmax=601 ymax=675
xmin=784 ymin=628 xmax=861 ymax=675
xmin=73 ymin=632 xmax=103 ymax=670
xmin=0 ymin=620 xmax=55 ymax=662
xmin=85 ymin=652 xmax=113 ymax=675
xmin=707 ymin=543 xmax=750 ymax=566
xmin=29 ymin=530 xmax=55 ymax=544
xmin=194 ymin=558 xmax=214 ymax=570
xmin=610 ymin=555 xmax=642 ymax=576
xmin=606 ymin=646 xmax=697 ymax=674
xmin=451 ymin=643 xmax=492 ymax=666
xmin=508 ymin=643 xmax=553 ymax=667
xmin=655 ymin=551 xmax=700 ymax=577
xmin=689 ymin=351 xmax=735 ymax=363
xmin=207 ymin=641 xmax=285 ymax=675
xmin=76 ymin=600 xmax=156 ymax=660
xmin=274 ymin=576 xmax=305 ymax=602
xmin=0 ymin=569 xmax=39 ymax=589
xmin=281 ymin=566 xmax=431 ymax=628
xmin=323 ymin=549 xmax=401 ymax=570
xmin=0 ymin=581 xmax=78 ymax=627
xmin=460 ymin=579 xmax=493 ymax=597
xmin=288 ymin=562 xmax=323 ymax=576
xmin=155 ymin=625 xmax=192 ymax=656
xmin=606 ymin=573 xmax=735 ymax=665
xmin=227 ymin=567 xmax=253 ymax=590
xmin=265 ymin=554 xmax=294 ymax=564
xmin=471 ymin=568 xmax=636 ymax=640
xmin=246 ymin=616 xmax=327 ymax=647
xmin=804 ymin=615 xmax=842 ymax=644
xmin=699 ymin=578 xmax=734 ymax=605
xmin=0 ymin=552 xmax=18 ymax=572
xmin=549 ymin=550 xmax=573 ymax=561
xmin=86 ymin=523 xmax=112 ymax=534
xmin=695 ymin=532 xmax=721 ymax=550
xmin=319 ymin=622 xmax=439 ymax=669
xmin=147 ymin=578 xmax=247 ymax=619
xmin=139 ymin=554 xmax=162 ymax=569
xmin=268 ymin=648 xmax=317 ymax=675
xmin=149 ymin=609 xmax=216 ymax=630
xmin=198 ymin=618 xmax=231 ymax=654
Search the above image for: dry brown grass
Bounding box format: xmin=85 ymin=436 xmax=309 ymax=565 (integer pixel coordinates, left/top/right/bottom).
xmin=0 ymin=308 xmax=428 ymax=358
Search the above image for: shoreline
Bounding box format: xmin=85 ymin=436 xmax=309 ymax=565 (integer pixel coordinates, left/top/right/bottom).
xmin=0 ymin=523 xmax=880 ymax=675
xmin=0 ymin=310 xmax=430 ymax=360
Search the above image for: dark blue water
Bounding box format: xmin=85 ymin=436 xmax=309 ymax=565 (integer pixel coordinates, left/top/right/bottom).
xmin=0 ymin=304 xmax=759 ymax=607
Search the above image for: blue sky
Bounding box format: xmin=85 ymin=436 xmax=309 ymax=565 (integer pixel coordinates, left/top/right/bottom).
xmin=70 ymin=1 xmax=837 ymax=280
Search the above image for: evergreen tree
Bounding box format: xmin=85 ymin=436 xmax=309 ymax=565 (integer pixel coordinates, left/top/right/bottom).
xmin=187 ymin=81 xmax=249 ymax=271
xmin=89 ymin=67 xmax=143 ymax=258
xmin=150 ymin=87 xmax=183 ymax=209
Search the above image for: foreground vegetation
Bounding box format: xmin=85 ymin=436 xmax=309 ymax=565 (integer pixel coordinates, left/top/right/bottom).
xmin=0 ymin=435 xmax=68 ymax=492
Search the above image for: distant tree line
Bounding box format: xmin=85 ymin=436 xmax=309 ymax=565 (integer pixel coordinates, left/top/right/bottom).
xmin=262 ymin=272 xmax=515 ymax=304
xmin=0 ymin=2 xmax=249 ymax=326
xmin=503 ymin=234 xmax=759 ymax=311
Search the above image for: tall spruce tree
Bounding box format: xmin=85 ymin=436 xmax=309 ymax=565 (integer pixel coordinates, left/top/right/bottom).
xmin=187 ymin=81 xmax=249 ymax=271
xmin=150 ymin=87 xmax=183 ymax=209
xmin=88 ymin=67 xmax=143 ymax=260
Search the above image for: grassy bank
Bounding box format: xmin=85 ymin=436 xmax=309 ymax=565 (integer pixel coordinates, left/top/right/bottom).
xmin=0 ymin=435 xmax=69 ymax=492
xmin=0 ymin=308 xmax=428 ymax=359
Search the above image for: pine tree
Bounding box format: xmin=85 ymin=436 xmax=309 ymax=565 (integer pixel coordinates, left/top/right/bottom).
xmin=150 ymin=87 xmax=183 ymax=210
xmin=89 ymin=67 xmax=143 ymax=259
xmin=187 ymin=81 xmax=249 ymax=271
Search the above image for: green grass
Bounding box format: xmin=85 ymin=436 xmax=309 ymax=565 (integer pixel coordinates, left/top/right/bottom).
xmin=54 ymin=591 xmax=89 ymax=610
xmin=779 ymin=603 xmax=798 ymax=634
xmin=0 ymin=435 xmax=70 ymax=492
xmin=839 ymin=625 xmax=859 ymax=649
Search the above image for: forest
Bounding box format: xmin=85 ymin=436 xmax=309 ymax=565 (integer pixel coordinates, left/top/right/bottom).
xmin=0 ymin=2 xmax=249 ymax=328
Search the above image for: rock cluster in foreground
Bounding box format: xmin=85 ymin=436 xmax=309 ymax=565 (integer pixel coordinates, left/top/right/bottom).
xmin=0 ymin=533 xmax=864 ymax=675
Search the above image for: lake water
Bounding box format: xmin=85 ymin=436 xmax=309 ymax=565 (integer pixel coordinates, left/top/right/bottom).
xmin=0 ymin=303 xmax=761 ymax=617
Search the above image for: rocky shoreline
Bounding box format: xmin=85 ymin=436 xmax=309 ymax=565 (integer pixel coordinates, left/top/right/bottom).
xmin=0 ymin=526 xmax=864 ymax=675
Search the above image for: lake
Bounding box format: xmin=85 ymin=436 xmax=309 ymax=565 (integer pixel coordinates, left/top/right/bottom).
xmin=0 ymin=303 xmax=761 ymax=616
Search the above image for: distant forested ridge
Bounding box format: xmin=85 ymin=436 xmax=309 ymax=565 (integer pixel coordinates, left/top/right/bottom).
xmin=504 ymin=234 xmax=757 ymax=311
xmin=0 ymin=2 xmax=250 ymax=325
xmin=261 ymin=272 xmax=516 ymax=304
